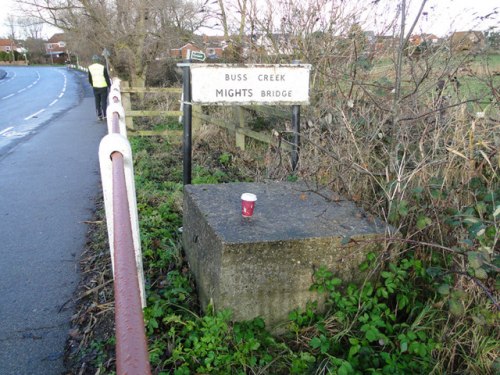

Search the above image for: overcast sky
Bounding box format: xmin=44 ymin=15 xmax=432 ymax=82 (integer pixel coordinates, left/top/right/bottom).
xmin=0 ymin=0 xmax=62 ymax=39
xmin=0 ymin=0 xmax=498 ymax=39
xmin=398 ymin=0 xmax=498 ymax=36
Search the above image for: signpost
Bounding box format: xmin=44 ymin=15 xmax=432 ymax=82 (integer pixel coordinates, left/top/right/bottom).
xmin=179 ymin=62 xmax=311 ymax=185
xmin=102 ymin=47 xmax=111 ymax=72
xmin=190 ymin=64 xmax=310 ymax=105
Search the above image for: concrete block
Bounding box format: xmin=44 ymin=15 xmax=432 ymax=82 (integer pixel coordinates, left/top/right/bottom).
xmin=183 ymin=181 xmax=388 ymax=328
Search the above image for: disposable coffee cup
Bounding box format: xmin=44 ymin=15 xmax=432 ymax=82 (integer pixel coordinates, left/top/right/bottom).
xmin=241 ymin=193 xmax=257 ymax=217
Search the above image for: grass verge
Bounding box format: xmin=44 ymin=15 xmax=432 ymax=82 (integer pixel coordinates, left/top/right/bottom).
xmin=65 ymin=124 xmax=498 ymax=374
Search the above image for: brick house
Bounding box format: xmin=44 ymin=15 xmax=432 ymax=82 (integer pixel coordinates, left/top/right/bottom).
xmin=409 ymin=33 xmax=439 ymax=47
xmin=0 ymin=38 xmax=17 ymax=53
xmin=202 ymin=35 xmax=228 ymax=59
xmin=169 ymin=42 xmax=204 ymax=59
xmin=374 ymin=35 xmax=399 ymax=53
xmin=170 ymin=36 xmax=229 ymax=60
xmin=450 ymin=31 xmax=485 ymax=52
xmin=45 ymin=33 xmax=68 ymax=64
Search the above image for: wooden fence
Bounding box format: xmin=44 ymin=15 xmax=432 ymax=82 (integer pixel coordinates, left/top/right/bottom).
xmin=120 ymin=84 xmax=292 ymax=151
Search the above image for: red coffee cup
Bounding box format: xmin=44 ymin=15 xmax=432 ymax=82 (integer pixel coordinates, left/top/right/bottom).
xmin=241 ymin=193 xmax=257 ymax=217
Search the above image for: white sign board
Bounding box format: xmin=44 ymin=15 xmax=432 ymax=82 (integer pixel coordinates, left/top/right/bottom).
xmin=190 ymin=64 xmax=311 ymax=105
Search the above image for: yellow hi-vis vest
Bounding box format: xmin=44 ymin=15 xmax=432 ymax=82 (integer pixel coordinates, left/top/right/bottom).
xmin=88 ymin=63 xmax=107 ymax=88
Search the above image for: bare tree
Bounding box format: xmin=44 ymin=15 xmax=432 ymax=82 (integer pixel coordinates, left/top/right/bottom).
xmin=4 ymin=15 xmax=19 ymax=61
xmin=17 ymin=16 xmax=44 ymax=39
xmin=202 ymin=0 xmax=249 ymax=61
xmin=16 ymin=0 xmax=209 ymax=86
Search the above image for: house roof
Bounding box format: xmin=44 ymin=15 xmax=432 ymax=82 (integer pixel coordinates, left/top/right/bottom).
xmin=171 ymin=42 xmax=202 ymax=51
xmin=451 ymin=31 xmax=485 ymax=40
xmin=47 ymin=33 xmax=65 ymax=43
xmin=421 ymin=33 xmax=439 ymax=40
xmin=0 ymin=39 xmax=16 ymax=47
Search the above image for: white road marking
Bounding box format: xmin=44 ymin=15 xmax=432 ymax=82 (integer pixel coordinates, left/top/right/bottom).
xmin=3 ymin=68 xmax=67 ymax=122
xmin=0 ymin=127 xmax=14 ymax=136
xmin=25 ymin=109 xmax=45 ymax=120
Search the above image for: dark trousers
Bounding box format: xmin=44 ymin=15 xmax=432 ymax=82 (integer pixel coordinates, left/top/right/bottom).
xmin=93 ymin=87 xmax=108 ymax=118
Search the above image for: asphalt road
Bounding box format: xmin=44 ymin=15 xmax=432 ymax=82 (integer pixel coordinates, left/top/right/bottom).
xmin=0 ymin=66 xmax=107 ymax=374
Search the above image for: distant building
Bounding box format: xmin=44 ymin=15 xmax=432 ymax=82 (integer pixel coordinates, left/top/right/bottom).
xmin=409 ymin=33 xmax=440 ymax=47
xmin=0 ymin=39 xmax=27 ymax=63
xmin=422 ymin=34 xmax=440 ymax=45
xmin=450 ymin=31 xmax=485 ymax=52
xmin=374 ymin=35 xmax=398 ymax=53
xmin=170 ymin=36 xmax=232 ymax=60
xmin=363 ymin=31 xmax=377 ymax=45
xmin=45 ymin=33 xmax=68 ymax=64
xmin=202 ymin=35 xmax=228 ymax=59
xmin=0 ymin=38 xmax=17 ymax=53
xmin=169 ymin=42 xmax=203 ymax=59
xmin=170 ymin=33 xmax=297 ymax=61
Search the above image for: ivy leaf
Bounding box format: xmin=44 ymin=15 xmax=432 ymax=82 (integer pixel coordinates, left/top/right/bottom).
xmin=416 ymin=215 xmax=432 ymax=230
xmin=430 ymin=189 xmax=442 ymax=200
xmin=412 ymin=186 xmax=424 ymax=196
xmin=400 ymin=341 xmax=408 ymax=353
xmin=365 ymin=327 xmax=379 ymax=342
xmin=479 ymin=246 xmax=493 ymax=255
xmin=474 ymin=267 xmax=488 ymax=280
xmin=485 ymin=226 xmax=497 ymax=239
xmin=449 ymin=299 xmax=465 ymax=316
xmin=309 ymin=336 xmax=321 ymax=349
xmin=398 ymin=200 xmax=409 ymax=217
xmin=468 ymin=252 xmax=483 ymax=269
xmin=426 ymin=267 xmax=443 ymax=278
xmin=475 ymin=202 xmax=487 ymax=216
xmin=493 ymin=205 xmax=500 ymax=218
xmin=472 ymin=314 xmax=487 ymax=326
xmin=437 ymin=283 xmax=450 ymax=295
xmin=331 ymin=278 xmax=342 ymax=286
xmin=463 ymin=216 xmax=480 ymax=224
xmin=338 ymin=362 xmax=354 ymax=375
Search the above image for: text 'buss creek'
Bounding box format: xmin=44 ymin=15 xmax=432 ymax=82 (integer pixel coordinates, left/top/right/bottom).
xmin=217 ymin=73 xmax=291 ymax=98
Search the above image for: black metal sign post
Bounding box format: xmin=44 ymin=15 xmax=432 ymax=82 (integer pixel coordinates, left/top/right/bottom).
xmin=180 ymin=50 xmax=206 ymax=186
xmin=291 ymin=104 xmax=300 ymax=171
xmin=291 ymin=60 xmax=302 ymax=172
xmin=181 ymin=57 xmax=192 ymax=185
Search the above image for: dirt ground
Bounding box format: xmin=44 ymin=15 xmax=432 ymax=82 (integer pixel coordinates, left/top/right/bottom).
xmin=64 ymin=197 xmax=116 ymax=374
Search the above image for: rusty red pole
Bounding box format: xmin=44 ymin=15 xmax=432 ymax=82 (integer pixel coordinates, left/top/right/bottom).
xmin=112 ymin=151 xmax=151 ymax=375
xmin=111 ymin=111 xmax=120 ymax=134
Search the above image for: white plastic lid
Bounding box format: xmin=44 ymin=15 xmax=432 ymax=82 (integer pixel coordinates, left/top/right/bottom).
xmin=241 ymin=193 xmax=257 ymax=201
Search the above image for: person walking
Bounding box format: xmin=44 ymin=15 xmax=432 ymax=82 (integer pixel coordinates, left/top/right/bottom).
xmin=88 ymin=55 xmax=111 ymax=121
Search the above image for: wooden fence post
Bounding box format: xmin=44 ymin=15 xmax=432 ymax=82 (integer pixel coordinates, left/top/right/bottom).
xmin=120 ymin=81 xmax=134 ymax=130
xmin=192 ymin=105 xmax=202 ymax=134
xmin=234 ymin=106 xmax=246 ymax=150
